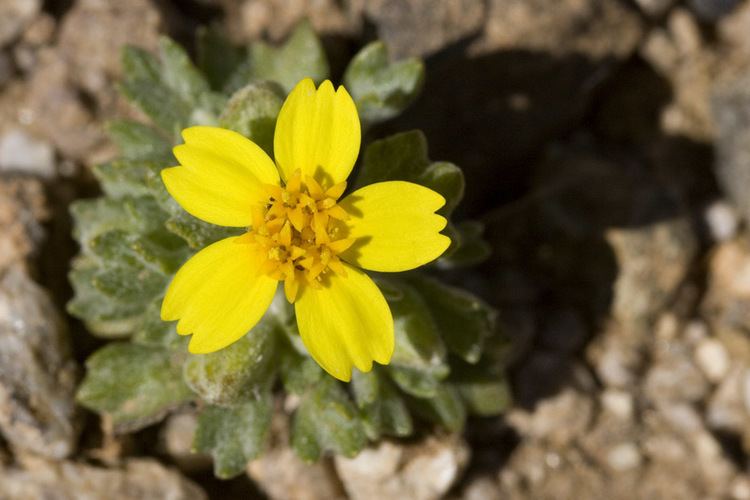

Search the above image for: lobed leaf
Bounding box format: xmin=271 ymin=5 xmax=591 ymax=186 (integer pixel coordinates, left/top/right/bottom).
xmin=183 ymin=318 xmax=279 ymax=406
xmin=406 ymin=274 xmax=497 ymax=364
xmin=77 ymin=343 xmax=193 ymax=432
xmin=246 ymin=21 xmax=329 ymax=94
xmin=357 ymin=130 xmax=464 ymax=216
xmin=351 ymin=370 xmax=413 ymax=440
xmin=107 ymin=120 xmax=172 ymax=161
xmin=291 ymin=377 xmax=367 ymax=462
xmin=344 ymin=41 xmax=424 ymax=125
xmin=219 ymin=82 xmax=284 ymax=156
xmin=194 ymin=394 xmax=273 ymax=479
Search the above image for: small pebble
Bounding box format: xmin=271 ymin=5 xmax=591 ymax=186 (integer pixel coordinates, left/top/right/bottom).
xmin=694 ymin=338 xmax=730 ymax=383
xmin=705 ymin=201 xmax=739 ymax=242
xmin=0 ymin=129 xmax=55 ymax=178
xmin=601 ymin=390 xmax=634 ymax=420
xmin=607 ymin=443 xmax=642 ymax=471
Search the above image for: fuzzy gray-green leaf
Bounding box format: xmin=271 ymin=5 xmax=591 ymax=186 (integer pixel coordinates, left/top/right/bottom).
xmin=219 ymin=82 xmax=283 ymax=156
xmin=407 ymin=274 xmax=497 ymax=363
xmin=194 ymin=395 xmax=273 ymax=479
xmin=248 ymin=21 xmax=329 ymax=93
xmin=291 ymin=378 xmax=367 ymax=462
xmin=159 ymin=37 xmax=211 ymax=103
xmin=344 ymin=41 xmax=424 ymax=124
xmin=68 ymin=257 xmax=148 ymax=337
xmin=358 ymin=130 xmax=464 ymax=215
xmin=439 ymin=220 xmax=492 ymax=268
xmin=165 ymin=210 xmax=243 ymax=249
xmin=411 ymin=385 xmax=466 ymax=432
xmin=457 ymin=377 xmax=511 ymax=417
xmin=352 ymin=370 xmax=413 ymax=439
xmin=120 ymin=78 xmax=192 ymax=136
xmin=107 ymin=120 xmax=172 ymax=161
xmin=183 ymin=318 xmax=278 ymax=406
xmin=77 ymin=343 xmax=193 ymax=432
xmin=132 ymin=299 xmax=186 ymax=349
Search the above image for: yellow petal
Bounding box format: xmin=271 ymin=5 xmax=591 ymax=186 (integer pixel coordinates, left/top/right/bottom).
xmin=295 ymin=264 xmax=394 ymax=381
xmin=162 ymin=126 xmax=280 ymax=227
xmin=338 ymin=181 xmax=451 ymax=272
xmin=161 ymin=236 xmax=278 ymax=353
xmin=274 ymin=78 xmax=361 ymax=188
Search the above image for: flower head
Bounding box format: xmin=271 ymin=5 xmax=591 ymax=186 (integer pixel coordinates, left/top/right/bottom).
xmin=160 ymin=78 xmax=450 ymax=381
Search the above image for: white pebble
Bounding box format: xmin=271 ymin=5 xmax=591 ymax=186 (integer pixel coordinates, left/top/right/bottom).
xmin=601 ymin=390 xmax=634 ymax=420
xmin=705 ymin=201 xmax=739 ymax=242
xmin=694 ymin=338 xmax=730 ymax=383
xmin=0 ymin=129 xmax=55 ymax=178
xmin=607 ymin=443 xmax=642 ymax=471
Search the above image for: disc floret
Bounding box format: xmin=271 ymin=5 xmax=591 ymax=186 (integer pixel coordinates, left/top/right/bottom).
xmin=245 ymin=170 xmax=354 ymax=302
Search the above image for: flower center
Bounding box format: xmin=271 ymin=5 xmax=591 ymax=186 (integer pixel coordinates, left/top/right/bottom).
xmin=245 ymin=170 xmax=353 ymax=302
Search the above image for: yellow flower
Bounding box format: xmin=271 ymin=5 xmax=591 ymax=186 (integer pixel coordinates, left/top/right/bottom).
xmin=160 ymin=78 xmax=450 ymax=381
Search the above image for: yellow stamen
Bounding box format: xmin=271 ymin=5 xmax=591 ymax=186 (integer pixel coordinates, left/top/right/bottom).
xmin=245 ymin=172 xmax=354 ymax=302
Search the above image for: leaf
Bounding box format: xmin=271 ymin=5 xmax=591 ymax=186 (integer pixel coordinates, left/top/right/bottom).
xmin=410 ymin=385 xmax=466 ymax=432
xmin=291 ymin=377 xmax=367 ymax=462
xmin=439 ymin=220 xmax=492 ymax=268
xmin=91 ymin=261 xmax=168 ymax=306
xmin=194 ymin=394 xmax=273 ymax=479
xmin=183 ymin=318 xmax=278 ymax=406
xmin=159 ymin=37 xmax=211 ymax=103
xmin=67 ymin=257 xmax=147 ymax=337
xmin=344 ymin=41 xmax=424 ymax=124
xmin=121 ymin=46 xmax=160 ymax=83
xmin=406 ymin=274 xmax=497 ymax=364
xmin=388 ymin=366 xmax=442 ymax=399
xmin=132 ymin=299 xmax=186 ymax=349
xmin=93 ymin=159 xmax=169 ymax=200
xmin=378 ymin=278 xmax=449 ymax=397
xmin=219 ymin=82 xmax=284 ymax=156
xmin=279 ymin=343 xmax=325 ymax=396
xmin=197 ymin=25 xmax=245 ymax=91
xmin=120 ymin=78 xmax=192 ymax=136
xmin=70 ymin=198 xmax=141 ymax=249
xmin=107 ymin=120 xmax=172 ymax=161
xmin=165 ymin=211 xmax=244 ymax=249
xmin=248 ymin=21 xmax=329 ymax=93
xmin=419 ymin=162 xmax=464 ymax=216
xmin=456 ymin=377 xmax=512 ymax=417
xmin=357 ymin=130 xmax=464 ymax=216
xmin=77 ymin=343 xmax=193 ymax=432
xmin=386 ymin=279 xmax=447 ymax=369
xmin=351 ymin=370 xmax=412 ymax=440
xmin=119 ymin=39 xmax=222 ymax=138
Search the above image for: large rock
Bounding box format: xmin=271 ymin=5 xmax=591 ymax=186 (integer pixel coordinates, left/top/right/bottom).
xmin=0 ymin=267 xmax=78 ymax=459
xmin=0 ymin=457 xmax=207 ymax=500
xmin=334 ymin=435 xmax=470 ymax=500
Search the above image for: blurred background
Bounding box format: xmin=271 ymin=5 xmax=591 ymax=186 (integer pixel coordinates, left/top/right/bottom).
xmin=3 ymin=0 xmax=750 ymax=498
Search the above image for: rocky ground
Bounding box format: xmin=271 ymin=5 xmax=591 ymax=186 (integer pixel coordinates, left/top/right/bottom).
xmin=3 ymin=0 xmax=750 ymax=498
